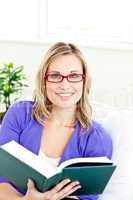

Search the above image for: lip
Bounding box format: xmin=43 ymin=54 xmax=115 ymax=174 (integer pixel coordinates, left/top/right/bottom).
xmin=56 ymin=93 xmax=74 ymax=96
xmin=55 ymin=93 xmax=74 ymax=99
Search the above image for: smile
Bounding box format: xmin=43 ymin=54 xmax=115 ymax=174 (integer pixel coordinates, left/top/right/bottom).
xmin=56 ymin=93 xmax=74 ymax=97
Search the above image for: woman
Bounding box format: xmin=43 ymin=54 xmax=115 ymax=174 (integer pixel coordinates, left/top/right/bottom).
xmin=0 ymin=42 xmax=112 ymax=200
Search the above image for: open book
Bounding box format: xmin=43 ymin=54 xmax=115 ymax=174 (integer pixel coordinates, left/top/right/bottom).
xmin=0 ymin=140 xmax=116 ymax=195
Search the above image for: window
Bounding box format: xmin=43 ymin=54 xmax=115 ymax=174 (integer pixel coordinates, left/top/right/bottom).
xmin=44 ymin=0 xmax=133 ymax=48
xmin=0 ymin=0 xmax=40 ymax=41
xmin=0 ymin=0 xmax=133 ymax=49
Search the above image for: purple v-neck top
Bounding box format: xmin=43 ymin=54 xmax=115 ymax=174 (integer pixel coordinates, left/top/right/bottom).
xmin=0 ymin=101 xmax=112 ymax=200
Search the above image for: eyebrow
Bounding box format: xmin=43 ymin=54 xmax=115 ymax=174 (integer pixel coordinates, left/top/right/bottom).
xmin=48 ymin=70 xmax=80 ymax=73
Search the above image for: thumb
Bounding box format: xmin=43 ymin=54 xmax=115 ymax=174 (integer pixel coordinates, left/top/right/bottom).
xmin=27 ymin=179 xmax=35 ymax=190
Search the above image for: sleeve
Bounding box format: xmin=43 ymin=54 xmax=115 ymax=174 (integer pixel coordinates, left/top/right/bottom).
xmin=78 ymin=195 xmax=98 ymax=200
xmin=0 ymin=101 xmax=32 ymax=145
xmin=80 ymin=121 xmax=113 ymax=159
xmin=0 ymin=101 xmax=32 ymax=187
xmin=77 ymin=121 xmax=113 ymax=200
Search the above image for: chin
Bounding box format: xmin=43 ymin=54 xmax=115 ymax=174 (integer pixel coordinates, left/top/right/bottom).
xmin=54 ymin=103 xmax=76 ymax=110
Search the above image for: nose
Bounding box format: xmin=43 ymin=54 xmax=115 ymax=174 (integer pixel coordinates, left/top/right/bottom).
xmin=59 ymin=77 xmax=71 ymax=88
xmin=62 ymin=76 xmax=69 ymax=82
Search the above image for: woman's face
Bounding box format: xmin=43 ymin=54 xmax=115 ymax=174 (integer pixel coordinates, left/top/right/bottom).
xmin=45 ymin=54 xmax=84 ymax=110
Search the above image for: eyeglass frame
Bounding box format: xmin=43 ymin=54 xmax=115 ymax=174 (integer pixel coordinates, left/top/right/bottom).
xmin=44 ymin=73 xmax=85 ymax=83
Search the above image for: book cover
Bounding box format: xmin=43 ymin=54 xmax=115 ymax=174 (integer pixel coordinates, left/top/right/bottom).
xmin=0 ymin=141 xmax=116 ymax=195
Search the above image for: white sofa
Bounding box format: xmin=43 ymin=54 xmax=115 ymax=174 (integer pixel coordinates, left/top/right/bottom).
xmin=0 ymin=101 xmax=133 ymax=199
xmin=92 ymin=102 xmax=133 ymax=200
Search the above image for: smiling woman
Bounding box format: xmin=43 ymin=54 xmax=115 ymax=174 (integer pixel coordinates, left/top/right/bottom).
xmin=33 ymin=42 xmax=92 ymax=129
xmin=45 ymin=54 xmax=84 ymax=114
xmin=0 ymin=42 xmax=113 ymax=200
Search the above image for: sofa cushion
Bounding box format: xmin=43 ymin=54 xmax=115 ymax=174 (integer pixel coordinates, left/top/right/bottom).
xmin=92 ymin=102 xmax=133 ymax=200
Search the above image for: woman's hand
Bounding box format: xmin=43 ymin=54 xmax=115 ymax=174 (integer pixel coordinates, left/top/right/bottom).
xmin=22 ymin=178 xmax=81 ymax=200
xmin=67 ymin=196 xmax=79 ymax=199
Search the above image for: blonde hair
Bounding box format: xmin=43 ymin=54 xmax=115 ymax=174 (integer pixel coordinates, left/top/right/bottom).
xmin=33 ymin=42 xmax=92 ymax=128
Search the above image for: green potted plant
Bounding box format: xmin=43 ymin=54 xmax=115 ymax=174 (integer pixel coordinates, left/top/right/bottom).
xmin=0 ymin=62 xmax=28 ymax=122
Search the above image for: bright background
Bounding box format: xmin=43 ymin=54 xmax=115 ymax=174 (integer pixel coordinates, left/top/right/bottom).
xmin=0 ymin=0 xmax=133 ymax=109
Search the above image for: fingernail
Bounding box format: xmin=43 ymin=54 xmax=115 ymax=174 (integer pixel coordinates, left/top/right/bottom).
xmin=66 ymin=179 xmax=71 ymax=182
xmin=77 ymin=185 xmax=81 ymax=189
xmin=28 ymin=179 xmax=32 ymax=184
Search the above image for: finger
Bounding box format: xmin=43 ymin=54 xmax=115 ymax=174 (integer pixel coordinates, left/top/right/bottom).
xmin=67 ymin=196 xmax=79 ymax=199
xmin=62 ymin=184 xmax=81 ymax=199
xmin=27 ymin=179 xmax=35 ymax=190
xmin=51 ymin=179 xmax=71 ymax=194
xmin=58 ymin=181 xmax=81 ymax=199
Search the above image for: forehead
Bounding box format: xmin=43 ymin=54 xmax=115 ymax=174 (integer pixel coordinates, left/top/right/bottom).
xmin=48 ymin=54 xmax=83 ymax=73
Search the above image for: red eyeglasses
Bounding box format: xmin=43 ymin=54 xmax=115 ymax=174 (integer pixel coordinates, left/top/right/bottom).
xmin=45 ymin=73 xmax=85 ymax=83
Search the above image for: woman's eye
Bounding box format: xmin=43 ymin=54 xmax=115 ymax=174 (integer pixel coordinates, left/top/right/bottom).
xmin=69 ymin=74 xmax=80 ymax=78
xmin=50 ymin=74 xmax=61 ymax=79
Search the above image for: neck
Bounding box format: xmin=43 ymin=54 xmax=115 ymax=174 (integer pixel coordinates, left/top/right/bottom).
xmin=47 ymin=106 xmax=76 ymax=127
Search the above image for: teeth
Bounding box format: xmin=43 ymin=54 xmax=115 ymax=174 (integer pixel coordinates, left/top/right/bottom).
xmin=57 ymin=93 xmax=72 ymax=97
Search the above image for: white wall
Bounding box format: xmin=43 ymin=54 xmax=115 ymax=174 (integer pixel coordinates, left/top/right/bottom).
xmin=0 ymin=41 xmax=133 ymax=109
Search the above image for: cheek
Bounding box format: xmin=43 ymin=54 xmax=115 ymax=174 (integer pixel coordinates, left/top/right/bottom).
xmin=77 ymin=88 xmax=83 ymax=100
xmin=75 ymin=83 xmax=83 ymax=93
xmin=73 ymin=84 xmax=83 ymax=100
xmin=46 ymin=82 xmax=83 ymax=103
xmin=45 ymin=83 xmax=57 ymax=100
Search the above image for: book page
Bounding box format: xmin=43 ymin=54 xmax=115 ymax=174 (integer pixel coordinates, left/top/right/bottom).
xmin=1 ymin=140 xmax=58 ymax=178
xmin=58 ymin=157 xmax=113 ymax=170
